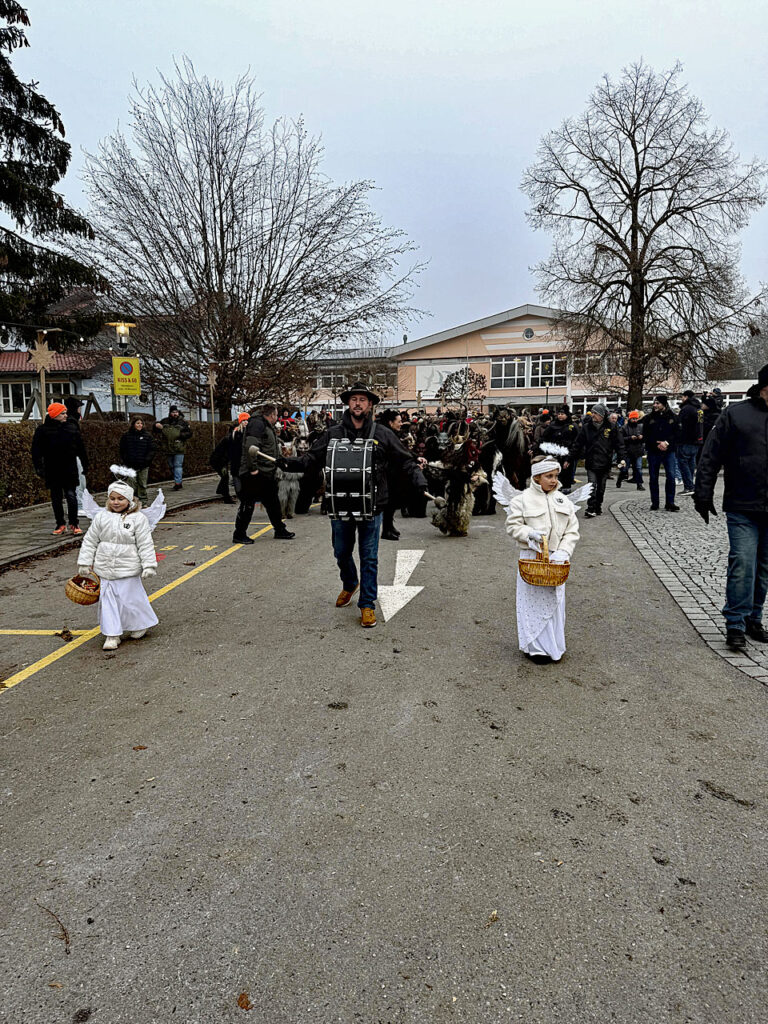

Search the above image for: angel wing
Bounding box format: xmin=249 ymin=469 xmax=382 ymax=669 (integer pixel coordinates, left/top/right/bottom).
xmin=78 ymin=488 xmax=101 ymax=519
xmin=492 ymin=471 xmax=522 ymax=512
xmin=141 ymin=489 xmax=166 ymax=531
xmin=567 ymin=482 xmax=593 ymax=509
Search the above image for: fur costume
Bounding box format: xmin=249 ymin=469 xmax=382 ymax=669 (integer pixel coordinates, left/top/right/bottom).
xmin=276 ymin=437 xmax=307 ymax=518
xmin=429 ymin=430 xmax=487 ymax=537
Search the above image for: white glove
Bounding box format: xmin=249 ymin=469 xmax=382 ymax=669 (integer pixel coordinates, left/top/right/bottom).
xmin=550 ymin=549 xmax=570 ymax=564
xmin=77 ymin=565 xmax=92 ymax=575
xmin=141 ymin=567 xmax=157 ymax=579
xmin=618 ymin=460 xmax=626 ymax=469
xmin=527 ymin=529 xmax=544 ymax=553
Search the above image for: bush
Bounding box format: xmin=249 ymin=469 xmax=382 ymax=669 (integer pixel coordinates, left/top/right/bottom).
xmin=0 ymin=419 xmax=231 ymax=512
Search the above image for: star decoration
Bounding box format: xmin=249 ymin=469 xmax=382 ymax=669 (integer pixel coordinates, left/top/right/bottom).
xmin=27 ymin=340 xmax=58 ymax=372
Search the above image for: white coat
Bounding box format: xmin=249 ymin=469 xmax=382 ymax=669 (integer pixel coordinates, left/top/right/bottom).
xmin=505 ymin=480 xmax=580 ymax=558
xmin=78 ymin=509 xmax=157 ymax=580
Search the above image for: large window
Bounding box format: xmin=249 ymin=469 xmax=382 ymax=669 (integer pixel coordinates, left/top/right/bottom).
xmin=571 ymin=353 xmax=604 ymax=377
xmin=1 ymin=379 xmax=74 ymax=415
xmin=490 ymin=357 xmax=526 ymax=389
xmin=529 ymin=354 xmax=567 ymax=388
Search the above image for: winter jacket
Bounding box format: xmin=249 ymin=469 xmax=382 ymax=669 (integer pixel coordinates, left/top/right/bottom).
xmin=695 ymin=396 xmax=768 ymax=514
xmin=240 ymin=415 xmax=279 ymax=478
xmin=622 ymin=419 xmax=644 ymax=459
xmin=701 ymin=397 xmax=720 ymax=442
xmin=643 ymin=409 xmax=680 ymax=453
xmin=678 ymin=398 xmax=703 ymax=446
xmin=505 ymin=480 xmax=580 ymax=559
xmin=31 ymin=416 xmax=89 ymax=487
xmin=539 ymin=419 xmax=578 ymax=452
xmin=78 ymin=509 xmax=157 ymax=580
xmin=286 ymin=409 xmax=427 ymax=513
xmin=155 ymin=416 xmax=192 ymax=455
xmin=119 ymin=428 xmax=156 ymax=469
xmin=569 ymin=417 xmax=626 ymax=472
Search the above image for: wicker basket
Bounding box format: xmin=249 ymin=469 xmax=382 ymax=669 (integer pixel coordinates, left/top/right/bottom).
xmin=518 ymin=537 xmax=570 ymax=587
xmin=65 ymin=572 xmax=101 ymax=606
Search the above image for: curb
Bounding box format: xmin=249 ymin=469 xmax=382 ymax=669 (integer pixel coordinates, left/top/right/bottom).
xmin=611 ymin=497 xmax=768 ymax=689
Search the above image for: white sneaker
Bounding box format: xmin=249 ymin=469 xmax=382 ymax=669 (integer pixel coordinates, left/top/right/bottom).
xmin=102 ymin=636 xmax=121 ymax=651
xmin=129 ymin=629 xmax=147 ymax=640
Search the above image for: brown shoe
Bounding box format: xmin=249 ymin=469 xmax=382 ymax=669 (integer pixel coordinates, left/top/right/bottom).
xmin=336 ymin=584 xmax=359 ymax=607
xmin=360 ymin=608 xmax=377 ymax=628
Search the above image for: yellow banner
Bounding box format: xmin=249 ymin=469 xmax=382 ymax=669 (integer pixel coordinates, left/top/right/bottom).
xmin=113 ymin=356 xmax=141 ymax=396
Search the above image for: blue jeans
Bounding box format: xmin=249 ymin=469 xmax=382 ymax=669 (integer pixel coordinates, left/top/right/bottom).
xmin=677 ymin=444 xmax=699 ymax=491
xmin=629 ymin=455 xmax=643 ymax=484
xmin=167 ymin=453 xmax=184 ymax=484
xmin=647 ymin=451 xmax=677 ymax=507
xmin=724 ymin=512 xmax=768 ymax=631
xmin=331 ymin=514 xmax=382 ymax=609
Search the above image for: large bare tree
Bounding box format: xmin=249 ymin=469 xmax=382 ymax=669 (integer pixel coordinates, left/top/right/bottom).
xmin=521 ymin=61 xmax=767 ymax=408
xmin=75 ymin=60 xmax=424 ymax=416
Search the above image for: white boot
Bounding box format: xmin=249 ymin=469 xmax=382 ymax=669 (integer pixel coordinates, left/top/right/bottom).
xmin=102 ymin=635 xmax=121 ymax=651
xmin=129 ymin=629 xmax=147 ymax=640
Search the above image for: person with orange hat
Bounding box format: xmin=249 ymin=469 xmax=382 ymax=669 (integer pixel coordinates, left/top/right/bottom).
xmin=618 ymin=410 xmax=645 ymax=490
xmin=31 ymin=402 xmax=89 ymax=536
xmin=210 ymin=411 xmax=250 ymax=504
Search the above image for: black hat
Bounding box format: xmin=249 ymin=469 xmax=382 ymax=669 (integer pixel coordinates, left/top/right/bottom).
xmin=654 ymin=395 xmax=669 ymax=406
xmin=681 ymin=389 xmax=695 ymax=399
xmin=747 ymin=364 xmax=768 ymax=397
xmin=339 ymin=381 xmax=380 ymax=406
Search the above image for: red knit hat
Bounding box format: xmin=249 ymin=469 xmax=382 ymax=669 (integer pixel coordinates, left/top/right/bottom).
xmin=47 ymin=402 xmax=67 ymax=418
xmin=628 ymin=410 xmax=640 ymax=420
xmin=238 ymin=412 xmax=250 ymax=423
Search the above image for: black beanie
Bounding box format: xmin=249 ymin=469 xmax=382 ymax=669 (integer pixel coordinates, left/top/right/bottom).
xmin=747 ymin=363 xmax=768 ymax=397
xmin=654 ymin=395 xmax=669 ymax=407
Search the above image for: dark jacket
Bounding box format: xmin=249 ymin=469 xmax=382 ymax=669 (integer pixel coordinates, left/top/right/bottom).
xmin=539 ymin=418 xmax=578 ymax=451
xmin=31 ymin=416 xmax=89 ymax=487
xmin=622 ymin=419 xmax=644 ymax=459
xmin=569 ymin=417 xmax=626 ymax=472
xmin=286 ymin=409 xmax=427 ymax=513
xmin=695 ymin=397 xmax=768 ymax=514
xmin=239 ymin=414 xmax=279 ymax=478
xmin=678 ymin=397 xmax=703 ymax=446
xmin=119 ymin=427 xmax=156 ymax=469
xmin=155 ymin=415 xmax=193 ymax=455
xmin=643 ymin=408 xmax=680 ymax=453
xmin=701 ymin=397 xmax=720 ymax=442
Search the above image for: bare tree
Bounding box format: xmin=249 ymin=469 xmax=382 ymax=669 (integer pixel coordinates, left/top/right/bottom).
xmin=522 ymin=61 xmax=767 ymax=409
xmin=435 ymin=367 xmax=487 ymax=408
xmin=73 ymin=60 xmax=425 ymax=417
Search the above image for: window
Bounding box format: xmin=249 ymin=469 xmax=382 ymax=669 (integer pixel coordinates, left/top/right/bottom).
xmin=490 ymin=357 xmax=526 ymax=389
xmin=571 ymin=353 xmax=604 ymax=377
xmin=1 ymin=381 xmax=33 ymax=414
xmin=316 ymin=372 xmax=346 ymax=390
xmin=46 ymin=380 xmax=73 ymax=400
xmin=530 ymin=354 xmax=567 ymax=388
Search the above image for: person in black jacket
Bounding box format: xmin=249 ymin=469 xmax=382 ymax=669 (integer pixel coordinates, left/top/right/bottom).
xmin=617 ymin=410 xmax=645 ymax=490
xmin=568 ymin=403 xmax=626 ymax=517
xmin=701 ymin=395 xmax=720 ymax=444
xmin=31 ymin=402 xmax=89 ymax=535
xmin=643 ymin=396 xmax=680 ymax=511
xmin=234 ymin=404 xmax=293 ymax=542
xmin=676 ymin=391 xmax=703 ymax=494
xmin=119 ymin=417 xmax=156 ymax=501
xmin=695 ymin=364 xmax=768 ymax=651
xmin=282 ymin=382 xmax=428 ymax=628
xmin=539 ymin=405 xmax=578 ymax=491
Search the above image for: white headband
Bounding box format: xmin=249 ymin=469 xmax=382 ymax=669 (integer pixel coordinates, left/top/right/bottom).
xmin=531 ymin=458 xmax=561 ymax=476
xmin=109 ymin=481 xmax=135 ymax=501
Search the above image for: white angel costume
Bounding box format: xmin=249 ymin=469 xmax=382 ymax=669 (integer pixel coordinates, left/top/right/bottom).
xmin=494 ymin=466 xmax=590 ymax=662
xmin=78 ymin=469 xmax=166 ymax=639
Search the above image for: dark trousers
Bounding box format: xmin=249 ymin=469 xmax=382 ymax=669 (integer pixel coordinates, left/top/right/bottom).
xmin=559 ymin=459 xmax=575 ymax=490
xmin=50 ymin=483 xmax=79 ymax=526
xmin=647 ymin=451 xmax=677 ymax=507
xmin=382 ymin=502 xmax=398 ymax=534
xmin=235 ymin=474 xmax=284 ymax=536
xmin=586 ymin=468 xmax=608 ymax=512
xmin=724 ymin=512 xmax=768 ymax=630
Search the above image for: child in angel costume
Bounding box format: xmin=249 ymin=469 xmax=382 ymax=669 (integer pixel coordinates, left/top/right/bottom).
xmin=76 ymin=466 xmax=166 ymax=651
xmin=494 ymin=457 xmax=591 ymax=664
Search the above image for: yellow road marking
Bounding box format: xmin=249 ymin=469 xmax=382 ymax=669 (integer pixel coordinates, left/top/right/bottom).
xmin=183 ymin=545 xmax=194 ymax=551
xmin=201 ymin=545 xmax=217 ymax=551
xmin=0 ymin=524 xmax=273 ymax=694
xmin=159 ymin=545 xmax=178 ymax=551
xmin=0 ymin=629 xmax=92 ymax=636
xmin=162 ymin=521 xmax=269 ymax=526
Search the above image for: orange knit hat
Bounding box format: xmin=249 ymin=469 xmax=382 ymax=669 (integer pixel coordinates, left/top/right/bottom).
xmin=238 ymin=412 xmax=250 ymax=423
xmin=47 ymin=402 xmax=67 ymax=418
xmin=628 ymin=410 xmax=640 ymax=420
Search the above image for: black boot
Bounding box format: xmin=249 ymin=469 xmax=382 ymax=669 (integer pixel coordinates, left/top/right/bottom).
xmin=726 ymin=628 xmax=746 ymax=651
xmin=273 ymin=527 xmax=295 ymax=540
xmin=232 ymin=533 xmax=254 ymax=544
xmin=746 ymin=619 xmax=768 ymax=642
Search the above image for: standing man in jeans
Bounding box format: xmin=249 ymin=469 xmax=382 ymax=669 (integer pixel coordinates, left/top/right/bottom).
xmin=676 ymin=390 xmax=703 ymax=494
xmin=154 ymin=406 xmax=192 ymax=490
xmin=643 ymin=396 xmax=680 ymax=512
xmin=281 ymin=383 xmax=428 ymax=627
xmin=695 ymin=365 xmax=768 ymax=651
xmin=568 ymin=403 xmax=626 ymax=518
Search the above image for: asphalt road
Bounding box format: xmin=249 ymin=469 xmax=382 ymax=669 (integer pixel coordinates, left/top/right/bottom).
xmin=1 ymin=493 xmax=766 ymax=1023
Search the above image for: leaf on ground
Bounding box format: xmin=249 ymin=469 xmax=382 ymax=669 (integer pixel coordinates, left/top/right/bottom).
xmin=132 ymin=745 xmax=148 ymax=751
xmin=183 ymin=561 xmax=196 ymax=566
xmin=55 ymin=629 xmax=73 ymax=643
xmin=237 ymin=992 xmax=253 ymax=1010
xmin=327 ymin=701 xmax=348 ymax=710
xmin=48 ymin=981 xmax=63 ymax=988
xmin=485 ymin=909 xmax=499 ymax=927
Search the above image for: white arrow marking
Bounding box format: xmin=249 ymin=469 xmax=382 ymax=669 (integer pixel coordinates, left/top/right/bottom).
xmin=378 ymin=549 xmax=425 ymax=622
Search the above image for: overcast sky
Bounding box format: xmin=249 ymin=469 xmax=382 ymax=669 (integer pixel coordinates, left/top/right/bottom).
xmin=13 ymin=0 xmax=768 ymax=342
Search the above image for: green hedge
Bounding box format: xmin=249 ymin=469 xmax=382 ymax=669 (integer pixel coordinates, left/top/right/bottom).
xmin=0 ymin=419 xmax=230 ymax=512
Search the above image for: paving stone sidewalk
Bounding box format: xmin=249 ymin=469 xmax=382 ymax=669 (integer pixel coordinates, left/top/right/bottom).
xmin=612 ymin=490 xmax=768 ymax=687
xmin=0 ymin=473 xmax=226 ymax=572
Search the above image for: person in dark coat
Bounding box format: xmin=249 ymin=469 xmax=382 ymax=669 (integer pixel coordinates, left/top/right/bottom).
xmin=31 ymin=402 xmax=89 ymax=535
xmin=643 ymin=396 xmax=680 ymax=511
xmin=281 ymin=382 xmax=428 ymax=628
xmin=701 ymin=395 xmax=720 ymax=444
xmin=379 ymin=408 xmax=404 ymax=540
xmin=695 ymin=363 xmax=768 ymax=651
xmin=153 ymin=405 xmax=193 ymax=490
xmin=119 ymin=417 xmax=156 ymax=501
xmin=618 ymin=410 xmax=645 ymax=490
xmin=234 ymin=404 xmax=293 ymax=542
xmin=568 ymin=403 xmax=626 ymax=517
xmin=540 ymin=405 xmax=578 ymax=491
xmin=676 ymin=390 xmax=703 ymax=493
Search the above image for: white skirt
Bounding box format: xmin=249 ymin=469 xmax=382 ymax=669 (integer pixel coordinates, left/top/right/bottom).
xmin=99 ymin=577 xmax=159 ymax=636
xmin=516 ymin=551 xmax=566 ymax=661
